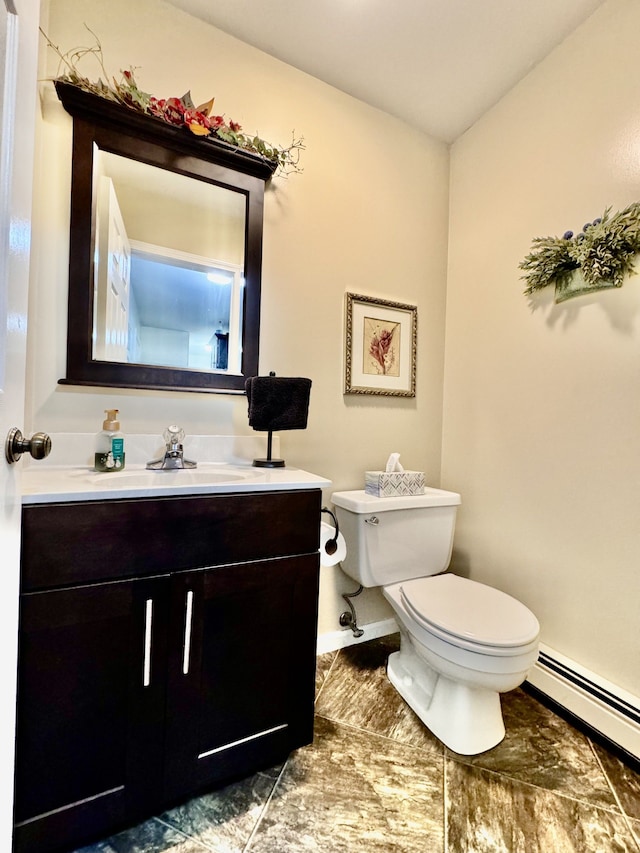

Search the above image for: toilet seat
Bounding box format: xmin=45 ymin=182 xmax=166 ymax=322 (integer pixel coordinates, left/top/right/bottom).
xmin=400 ymin=574 xmax=539 ymax=653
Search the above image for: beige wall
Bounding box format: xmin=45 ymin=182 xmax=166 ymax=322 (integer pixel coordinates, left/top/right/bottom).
xmin=444 ymin=0 xmax=640 ymax=696
xmin=30 ymin=0 xmax=450 ymax=636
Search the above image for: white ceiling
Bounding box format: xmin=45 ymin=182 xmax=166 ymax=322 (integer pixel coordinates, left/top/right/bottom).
xmin=166 ymin=0 xmax=605 ymax=143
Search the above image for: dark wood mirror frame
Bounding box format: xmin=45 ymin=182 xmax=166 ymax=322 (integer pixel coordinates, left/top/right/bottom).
xmin=55 ymin=81 xmax=276 ymax=393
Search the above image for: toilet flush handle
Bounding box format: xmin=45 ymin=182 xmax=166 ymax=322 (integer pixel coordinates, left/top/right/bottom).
xmin=365 ymin=516 xmax=379 ymax=525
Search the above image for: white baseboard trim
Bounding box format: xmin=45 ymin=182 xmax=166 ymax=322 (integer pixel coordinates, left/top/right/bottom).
xmin=527 ymin=643 xmax=640 ymax=761
xmin=316 ymin=618 xmax=398 ymax=655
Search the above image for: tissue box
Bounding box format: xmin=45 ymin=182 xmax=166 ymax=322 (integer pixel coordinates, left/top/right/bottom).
xmin=365 ymin=470 xmax=425 ymax=497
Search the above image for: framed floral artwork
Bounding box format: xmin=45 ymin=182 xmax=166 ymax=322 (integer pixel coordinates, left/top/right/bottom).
xmin=344 ymin=293 xmax=417 ymax=397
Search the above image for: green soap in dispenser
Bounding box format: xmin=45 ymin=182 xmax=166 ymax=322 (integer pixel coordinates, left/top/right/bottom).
xmin=94 ymin=409 xmax=126 ymax=472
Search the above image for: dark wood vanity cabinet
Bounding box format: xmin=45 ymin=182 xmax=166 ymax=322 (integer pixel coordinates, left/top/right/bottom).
xmin=14 ymin=489 xmax=321 ymax=853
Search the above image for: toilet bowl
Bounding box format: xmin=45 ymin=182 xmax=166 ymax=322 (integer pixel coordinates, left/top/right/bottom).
xmin=331 ymin=488 xmax=540 ymax=755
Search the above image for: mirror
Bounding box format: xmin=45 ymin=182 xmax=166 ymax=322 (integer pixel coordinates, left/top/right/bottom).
xmin=93 ymin=153 xmax=246 ymax=373
xmin=56 ymin=81 xmax=276 ymax=393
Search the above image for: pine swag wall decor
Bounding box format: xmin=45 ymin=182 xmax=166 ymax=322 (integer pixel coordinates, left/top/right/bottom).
xmin=520 ymin=202 xmax=640 ymax=303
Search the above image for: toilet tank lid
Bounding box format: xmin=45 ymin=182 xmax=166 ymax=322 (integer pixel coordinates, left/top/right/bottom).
xmin=331 ymin=487 xmax=461 ymax=513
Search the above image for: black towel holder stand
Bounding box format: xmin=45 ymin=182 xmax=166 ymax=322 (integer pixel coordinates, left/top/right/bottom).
xmin=252 ymin=372 xmax=285 ymax=467
xmin=252 ymin=429 xmax=285 ymax=468
xmin=249 ymin=371 xmax=313 ymax=468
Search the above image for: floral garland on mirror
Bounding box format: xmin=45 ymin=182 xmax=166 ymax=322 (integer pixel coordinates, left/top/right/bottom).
xmin=42 ymin=27 xmax=304 ymax=177
xmin=520 ymin=202 xmax=640 ymax=300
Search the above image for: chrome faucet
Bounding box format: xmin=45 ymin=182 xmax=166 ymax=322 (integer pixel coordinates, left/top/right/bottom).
xmin=146 ymin=425 xmax=197 ymax=470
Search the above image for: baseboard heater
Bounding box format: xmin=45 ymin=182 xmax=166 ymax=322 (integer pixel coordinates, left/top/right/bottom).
xmin=527 ymin=643 xmax=640 ymax=764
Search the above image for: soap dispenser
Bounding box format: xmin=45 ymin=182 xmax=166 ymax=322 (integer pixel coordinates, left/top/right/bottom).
xmin=94 ymin=409 xmax=125 ymax=472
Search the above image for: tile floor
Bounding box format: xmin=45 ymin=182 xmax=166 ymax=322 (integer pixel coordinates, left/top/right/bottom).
xmin=76 ymin=634 xmax=640 ymax=853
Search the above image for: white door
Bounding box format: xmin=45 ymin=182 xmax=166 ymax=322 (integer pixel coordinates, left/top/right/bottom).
xmin=0 ymin=0 xmax=39 ymax=847
xmin=94 ymin=176 xmax=131 ymax=361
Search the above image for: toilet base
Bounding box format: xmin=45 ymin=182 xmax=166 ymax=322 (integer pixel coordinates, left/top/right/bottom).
xmin=387 ymin=648 xmax=505 ymax=755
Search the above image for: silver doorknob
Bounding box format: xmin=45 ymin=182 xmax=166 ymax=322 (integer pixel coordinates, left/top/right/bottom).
xmin=5 ymin=428 xmax=52 ymax=464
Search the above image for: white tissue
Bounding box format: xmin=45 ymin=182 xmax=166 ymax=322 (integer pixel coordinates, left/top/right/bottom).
xmin=319 ymin=521 xmax=347 ymax=567
xmin=385 ymin=453 xmax=404 ymax=473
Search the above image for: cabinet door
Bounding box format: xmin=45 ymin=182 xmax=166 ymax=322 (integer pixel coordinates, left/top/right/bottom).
xmin=13 ymin=575 xmax=170 ymax=853
xmin=163 ymin=553 xmax=319 ymax=801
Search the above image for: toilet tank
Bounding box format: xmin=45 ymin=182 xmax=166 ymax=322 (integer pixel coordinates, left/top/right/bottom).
xmin=331 ymin=488 xmax=461 ymax=587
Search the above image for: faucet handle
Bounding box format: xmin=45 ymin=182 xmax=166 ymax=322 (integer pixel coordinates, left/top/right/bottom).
xmin=163 ymin=425 xmax=185 ymax=445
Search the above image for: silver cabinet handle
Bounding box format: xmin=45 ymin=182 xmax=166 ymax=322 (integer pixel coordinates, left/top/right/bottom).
xmin=143 ymin=598 xmax=153 ymax=687
xmin=182 ymin=590 xmax=194 ymax=675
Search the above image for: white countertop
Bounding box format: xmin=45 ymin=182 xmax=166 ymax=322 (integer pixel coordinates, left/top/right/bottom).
xmin=21 ymin=464 xmax=331 ymax=504
xmin=20 ymin=433 xmax=330 ymax=504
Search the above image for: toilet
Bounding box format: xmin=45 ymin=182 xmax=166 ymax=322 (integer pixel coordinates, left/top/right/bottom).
xmin=331 ymin=488 xmax=540 ymax=755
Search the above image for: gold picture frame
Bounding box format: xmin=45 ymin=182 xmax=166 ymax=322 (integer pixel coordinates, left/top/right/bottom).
xmin=344 ymin=293 xmax=417 ymax=397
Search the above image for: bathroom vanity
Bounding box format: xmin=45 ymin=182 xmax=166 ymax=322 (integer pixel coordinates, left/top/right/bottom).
xmin=14 ymin=464 xmax=328 ymax=853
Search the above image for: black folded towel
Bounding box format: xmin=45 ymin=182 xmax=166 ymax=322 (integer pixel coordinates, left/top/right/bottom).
xmin=245 ymin=375 xmax=312 ymax=431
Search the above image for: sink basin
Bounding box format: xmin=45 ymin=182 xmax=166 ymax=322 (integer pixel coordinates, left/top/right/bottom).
xmin=83 ymin=466 xmax=259 ymax=488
